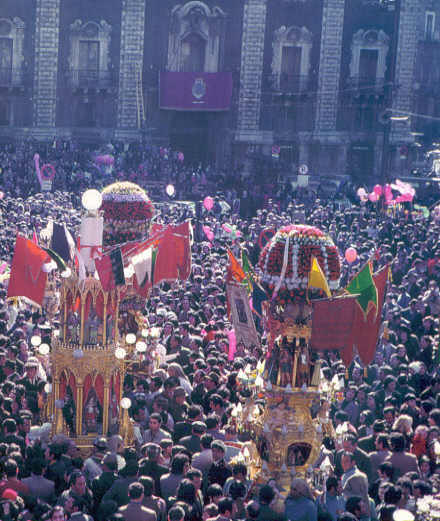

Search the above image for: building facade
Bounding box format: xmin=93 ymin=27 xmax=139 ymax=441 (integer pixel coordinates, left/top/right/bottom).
xmin=0 ymin=0 xmax=438 ymax=180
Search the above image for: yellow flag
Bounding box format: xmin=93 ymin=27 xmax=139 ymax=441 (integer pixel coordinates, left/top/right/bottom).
xmin=308 ymin=257 xmax=331 ymax=297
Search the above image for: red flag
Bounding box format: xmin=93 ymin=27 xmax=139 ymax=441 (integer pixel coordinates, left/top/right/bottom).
xmin=227 ymin=248 xmax=245 ymax=283
xmin=153 ymin=221 xmax=192 ymax=285
xmin=32 ymin=228 xmax=38 ymax=246
xmin=7 ymin=235 xmax=49 ymax=306
xmin=95 ymin=248 xmax=125 ymax=292
xmin=310 ymin=295 xmax=358 ymax=367
xmin=352 ymin=265 xmax=389 ymax=366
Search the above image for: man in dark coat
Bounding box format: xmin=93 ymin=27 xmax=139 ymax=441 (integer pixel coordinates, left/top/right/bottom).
xmin=179 ymin=421 xmax=206 ymax=455
xmin=138 ymin=443 xmax=168 ymax=497
xmin=101 ymin=460 xmax=140 ymax=508
xmin=91 ymin=452 xmax=118 ymax=511
xmin=117 ymin=482 xmax=157 ymax=521
xmin=207 ymin=441 xmax=232 ymax=488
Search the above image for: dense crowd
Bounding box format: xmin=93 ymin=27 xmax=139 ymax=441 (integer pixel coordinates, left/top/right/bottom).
xmin=0 ymin=142 xmax=439 ymax=521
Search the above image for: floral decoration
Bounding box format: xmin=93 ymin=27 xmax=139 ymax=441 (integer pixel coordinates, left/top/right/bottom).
xmin=257 ymin=224 xmax=341 ymax=303
xmin=101 ymin=182 xmax=154 ymax=246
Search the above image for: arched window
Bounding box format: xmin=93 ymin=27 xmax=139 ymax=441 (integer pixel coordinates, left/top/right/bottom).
xmin=350 ymin=30 xmax=390 ymax=87
xmin=68 ymin=20 xmax=112 ymax=87
xmin=168 ymin=2 xmax=226 ymax=73
xmin=272 ymin=26 xmax=313 ymax=92
xmin=0 ymin=17 xmax=24 ymax=86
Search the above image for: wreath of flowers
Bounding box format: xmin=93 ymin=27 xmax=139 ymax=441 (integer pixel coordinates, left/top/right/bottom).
xmin=258 ymin=224 xmax=341 ymax=302
xmin=101 ymin=182 xmax=154 ymax=245
xmin=102 ymin=181 xmax=154 ymax=220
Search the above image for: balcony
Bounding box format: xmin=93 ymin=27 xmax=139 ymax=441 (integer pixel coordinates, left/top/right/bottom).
xmin=346 ymin=76 xmax=387 ymax=95
xmin=269 ymin=73 xmax=311 ymax=94
xmin=66 ymin=69 xmax=114 ymax=89
xmin=0 ymin=68 xmax=25 ymax=88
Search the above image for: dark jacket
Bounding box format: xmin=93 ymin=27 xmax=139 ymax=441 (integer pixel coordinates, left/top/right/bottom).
xmin=139 ymin=459 xmax=168 ymax=496
xmin=207 ymin=459 xmax=232 ymax=488
xmin=102 ymin=476 xmax=138 ymax=507
xmin=117 ymin=501 xmax=157 ymax=521
xmin=180 ymin=434 xmax=202 ymax=454
xmin=91 ymin=470 xmax=118 ymax=507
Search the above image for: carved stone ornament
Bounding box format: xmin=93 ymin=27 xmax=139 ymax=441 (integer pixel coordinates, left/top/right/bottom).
xmin=350 ymin=29 xmax=390 ymax=79
xmin=271 ymin=25 xmax=313 ymax=87
xmin=167 ymin=2 xmax=227 ymax=72
xmin=0 ymin=17 xmax=25 ymax=81
xmin=68 ymin=19 xmax=112 ymax=71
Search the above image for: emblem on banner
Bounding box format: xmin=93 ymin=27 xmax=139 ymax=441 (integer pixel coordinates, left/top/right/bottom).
xmin=192 ymin=78 xmax=206 ymax=100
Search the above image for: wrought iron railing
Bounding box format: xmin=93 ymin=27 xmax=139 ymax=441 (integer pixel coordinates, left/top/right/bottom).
xmin=67 ymin=69 xmax=114 ymax=88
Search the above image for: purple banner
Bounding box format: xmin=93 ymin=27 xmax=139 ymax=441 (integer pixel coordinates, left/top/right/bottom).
xmin=160 ymin=71 xmax=233 ymax=111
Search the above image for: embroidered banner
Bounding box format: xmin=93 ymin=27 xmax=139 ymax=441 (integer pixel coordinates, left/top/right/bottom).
xmin=159 ymin=71 xmax=233 ymax=111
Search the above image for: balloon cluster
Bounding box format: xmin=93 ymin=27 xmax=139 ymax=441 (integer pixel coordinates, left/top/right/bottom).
xmin=357 ymin=180 xmax=415 ymax=205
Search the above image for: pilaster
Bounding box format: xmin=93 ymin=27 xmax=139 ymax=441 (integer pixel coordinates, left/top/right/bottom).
xmin=33 ymin=0 xmax=60 ymax=135
xmin=116 ymin=0 xmax=146 ymax=140
xmin=390 ymin=0 xmax=420 ymax=143
xmin=235 ymin=0 xmax=268 ymax=143
xmin=314 ymin=0 xmax=345 ymax=135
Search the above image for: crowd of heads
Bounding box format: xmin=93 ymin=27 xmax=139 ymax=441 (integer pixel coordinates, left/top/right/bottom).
xmin=0 ymin=141 xmax=439 ymax=521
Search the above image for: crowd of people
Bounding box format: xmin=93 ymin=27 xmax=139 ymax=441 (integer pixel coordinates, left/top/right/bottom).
xmin=0 ymin=141 xmax=439 ymax=521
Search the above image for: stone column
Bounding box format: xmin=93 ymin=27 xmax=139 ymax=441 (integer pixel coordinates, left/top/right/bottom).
xmin=314 ymin=0 xmax=345 ymax=135
xmin=235 ymin=0 xmax=267 ymax=143
xmin=33 ymin=0 xmax=60 ymax=137
xmin=116 ymin=0 xmax=146 ymax=141
xmin=390 ymin=0 xmax=420 ymax=144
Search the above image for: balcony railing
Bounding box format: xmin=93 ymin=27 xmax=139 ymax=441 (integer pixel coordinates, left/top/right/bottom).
xmin=346 ymin=76 xmax=386 ymax=93
xmin=66 ymin=69 xmax=114 ymax=89
xmin=269 ymin=73 xmax=311 ymax=94
xmin=0 ymin=67 xmax=24 ymax=87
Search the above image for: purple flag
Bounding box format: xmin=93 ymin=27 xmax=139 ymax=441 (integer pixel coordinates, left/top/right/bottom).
xmin=160 ymin=72 xmax=233 ymax=111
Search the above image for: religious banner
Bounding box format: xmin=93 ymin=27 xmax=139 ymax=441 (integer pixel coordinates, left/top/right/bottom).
xmin=227 ymin=282 xmax=260 ymax=348
xmin=159 ymin=71 xmax=233 ymax=111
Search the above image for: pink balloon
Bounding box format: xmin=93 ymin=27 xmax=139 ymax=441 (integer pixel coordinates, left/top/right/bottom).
xmin=373 ymin=184 xmax=383 ymax=196
xmin=369 ymin=192 xmax=379 ymax=202
xmin=0 ymin=191 xmax=3 ymax=200
xmin=384 ymin=184 xmax=393 ymax=203
xmin=396 ymin=193 xmax=414 ymax=203
xmin=177 ymin=152 xmax=184 ymax=162
xmin=345 ymin=247 xmax=357 ymax=263
xmin=203 ymin=196 xmax=214 ymax=211
xmin=202 ymin=225 xmax=214 ymax=242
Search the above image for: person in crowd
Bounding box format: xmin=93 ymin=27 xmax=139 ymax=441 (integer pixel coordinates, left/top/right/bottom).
xmin=1 ymin=140 xmax=440 ymax=521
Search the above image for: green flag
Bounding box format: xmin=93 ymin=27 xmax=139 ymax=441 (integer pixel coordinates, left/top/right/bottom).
xmin=346 ymin=262 xmax=378 ymax=318
xmin=241 ymin=250 xmax=254 ymax=294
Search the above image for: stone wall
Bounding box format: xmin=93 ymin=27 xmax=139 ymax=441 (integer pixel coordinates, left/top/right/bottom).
xmin=33 ymin=0 xmax=60 ymax=134
xmin=236 ymin=0 xmax=268 ymax=142
xmin=314 ymin=0 xmax=345 ymax=134
xmin=116 ymin=0 xmax=146 ymax=140
xmin=391 ymin=0 xmax=420 ymax=143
